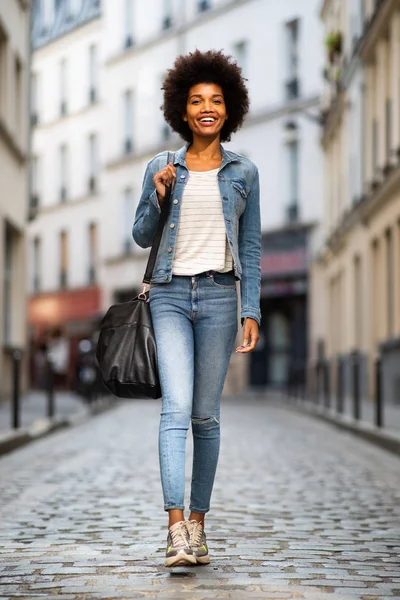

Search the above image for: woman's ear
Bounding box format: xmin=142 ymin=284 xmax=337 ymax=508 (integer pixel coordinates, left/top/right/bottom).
xmin=183 ymin=113 xmax=188 ymax=122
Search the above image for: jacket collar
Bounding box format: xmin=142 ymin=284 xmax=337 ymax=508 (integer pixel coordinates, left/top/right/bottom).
xmin=174 ymin=142 xmax=238 ymax=170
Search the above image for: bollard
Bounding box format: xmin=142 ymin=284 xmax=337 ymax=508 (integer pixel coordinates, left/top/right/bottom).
xmin=352 ymin=351 xmax=361 ymax=421
xmin=375 ymin=356 xmax=383 ymax=427
xmin=12 ymin=349 xmax=22 ymax=429
xmin=336 ymin=356 xmax=344 ymax=414
xmin=326 ymin=359 xmax=331 ymax=409
xmin=46 ymin=360 xmax=55 ymax=419
xmin=315 ymin=362 xmax=321 ymax=405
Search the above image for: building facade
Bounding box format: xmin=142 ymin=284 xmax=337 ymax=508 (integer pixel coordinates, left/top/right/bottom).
xmin=28 ymin=0 xmax=103 ymax=386
xmin=28 ymin=0 xmax=324 ymax=391
xmin=311 ymin=0 xmax=400 ymax=406
xmin=0 ymin=0 xmax=30 ymax=399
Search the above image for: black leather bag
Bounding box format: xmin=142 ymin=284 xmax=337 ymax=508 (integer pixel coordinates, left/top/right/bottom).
xmin=96 ymin=153 xmax=174 ymax=399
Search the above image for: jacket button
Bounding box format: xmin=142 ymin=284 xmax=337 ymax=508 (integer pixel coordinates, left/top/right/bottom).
xmin=173 ymin=199 xmax=178 ymax=204
xmin=168 ymin=247 xmax=172 ymax=253
xmin=170 ymin=223 xmax=175 ymax=228
xmin=164 ymin=275 xmax=168 ymax=281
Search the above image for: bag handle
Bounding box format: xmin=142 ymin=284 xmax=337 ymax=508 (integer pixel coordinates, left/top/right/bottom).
xmin=142 ymin=151 xmax=175 ymax=285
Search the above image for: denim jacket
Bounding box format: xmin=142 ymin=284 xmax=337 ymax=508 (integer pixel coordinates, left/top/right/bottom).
xmin=132 ymin=143 xmax=261 ymax=325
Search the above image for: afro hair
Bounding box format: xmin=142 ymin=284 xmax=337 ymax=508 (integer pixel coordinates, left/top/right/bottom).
xmin=162 ymin=49 xmax=250 ymax=143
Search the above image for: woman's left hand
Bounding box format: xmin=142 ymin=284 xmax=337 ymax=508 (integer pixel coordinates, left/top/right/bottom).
xmin=236 ymin=318 xmax=259 ymax=353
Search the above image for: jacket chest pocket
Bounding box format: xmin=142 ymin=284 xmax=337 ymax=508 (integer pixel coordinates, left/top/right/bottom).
xmin=231 ymin=179 xmax=248 ymax=216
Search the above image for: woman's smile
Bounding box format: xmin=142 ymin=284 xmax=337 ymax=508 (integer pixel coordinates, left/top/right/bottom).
xmin=184 ymin=82 xmax=228 ymax=137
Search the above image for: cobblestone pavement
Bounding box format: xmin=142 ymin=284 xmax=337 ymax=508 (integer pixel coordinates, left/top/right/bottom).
xmin=0 ymin=397 xmax=399 ymax=600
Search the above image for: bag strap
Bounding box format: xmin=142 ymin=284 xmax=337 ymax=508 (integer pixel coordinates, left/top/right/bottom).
xmin=142 ymin=151 xmax=174 ymax=285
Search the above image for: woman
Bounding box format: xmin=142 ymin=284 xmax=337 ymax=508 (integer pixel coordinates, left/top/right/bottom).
xmin=133 ymin=49 xmax=261 ymax=567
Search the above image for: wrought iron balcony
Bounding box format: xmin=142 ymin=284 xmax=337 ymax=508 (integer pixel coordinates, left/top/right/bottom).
xmin=32 ymin=0 xmax=102 ymax=49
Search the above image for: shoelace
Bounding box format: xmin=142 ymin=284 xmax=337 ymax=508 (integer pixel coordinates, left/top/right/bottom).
xmin=170 ymin=522 xmax=190 ymax=548
xmin=188 ymin=521 xmax=203 ymax=547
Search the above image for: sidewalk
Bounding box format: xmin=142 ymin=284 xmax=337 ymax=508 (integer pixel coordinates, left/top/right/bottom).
xmin=0 ymin=390 xmax=117 ymax=456
xmin=277 ymin=391 xmax=400 ymax=456
xmin=0 ymin=390 xmax=86 ymax=432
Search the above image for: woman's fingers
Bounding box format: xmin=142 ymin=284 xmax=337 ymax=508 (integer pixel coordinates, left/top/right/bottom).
xmin=164 ymin=164 xmax=176 ymax=186
xmin=154 ymin=164 xmax=176 ymax=187
xmin=236 ymin=319 xmax=259 ymax=354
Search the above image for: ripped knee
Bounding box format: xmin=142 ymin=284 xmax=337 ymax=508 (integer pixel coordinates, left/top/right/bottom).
xmin=191 ymin=415 xmax=220 ymax=425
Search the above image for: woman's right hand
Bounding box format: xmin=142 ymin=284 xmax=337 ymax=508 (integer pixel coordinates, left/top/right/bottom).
xmin=153 ymin=163 xmax=176 ymax=205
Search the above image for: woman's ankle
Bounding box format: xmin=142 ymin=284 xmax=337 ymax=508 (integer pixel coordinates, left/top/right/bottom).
xmin=168 ymin=509 xmax=185 ymax=529
xmin=188 ymin=512 xmax=205 ymax=527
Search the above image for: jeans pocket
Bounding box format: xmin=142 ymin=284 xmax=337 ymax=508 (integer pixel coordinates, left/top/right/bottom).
xmin=210 ymin=272 xmax=237 ymax=289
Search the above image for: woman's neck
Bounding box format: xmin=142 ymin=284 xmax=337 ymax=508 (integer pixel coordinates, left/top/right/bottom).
xmin=187 ymin=136 xmax=222 ymax=161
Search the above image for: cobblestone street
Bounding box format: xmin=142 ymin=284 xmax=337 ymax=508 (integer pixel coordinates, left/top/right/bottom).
xmin=0 ymin=397 xmax=399 ymax=600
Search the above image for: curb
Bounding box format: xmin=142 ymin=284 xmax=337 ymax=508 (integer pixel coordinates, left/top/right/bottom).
xmin=0 ymin=398 xmax=119 ymax=457
xmin=278 ymin=396 xmax=400 ymax=457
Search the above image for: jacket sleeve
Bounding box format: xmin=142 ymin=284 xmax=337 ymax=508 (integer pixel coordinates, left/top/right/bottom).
xmin=238 ymin=166 xmax=262 ymax=326
xmin=132 ymin=159 xmax=162 ymax=249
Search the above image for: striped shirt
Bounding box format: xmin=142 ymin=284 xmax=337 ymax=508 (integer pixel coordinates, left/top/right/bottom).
xmin=172 ymin=168 xmax=233 ymax=276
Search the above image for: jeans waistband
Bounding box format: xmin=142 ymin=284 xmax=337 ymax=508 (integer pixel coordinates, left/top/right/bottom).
xmin=175 ymin=270 xmax=235 ymax=279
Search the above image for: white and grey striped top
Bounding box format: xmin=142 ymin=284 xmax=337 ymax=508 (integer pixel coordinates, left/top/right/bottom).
xmin=171 ymin=168 xmax=233 ymax=276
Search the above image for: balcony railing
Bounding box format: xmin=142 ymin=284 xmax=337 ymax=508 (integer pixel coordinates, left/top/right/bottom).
xmin=198 ymin=0 xmax=211 ymax=13
xmin=32 ymin=0 xmax=102 ymax=49
xmin=285 ymin=77 xmax=300 ymax=101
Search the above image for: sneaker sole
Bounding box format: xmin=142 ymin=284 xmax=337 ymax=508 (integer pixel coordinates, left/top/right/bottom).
xmin=195 ymin=554 xmax=210 ymax=565
xmin=165 ymin=552 xmax=197 ymax=567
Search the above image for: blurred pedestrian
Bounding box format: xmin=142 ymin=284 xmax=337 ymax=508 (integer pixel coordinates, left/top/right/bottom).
xmin=133 ymin=50 xmax=261 ymax=567
xmin=47 ymin=326 xmax=69 ymax=389
xmin=34 ymin=339 xmax=48 ymax=390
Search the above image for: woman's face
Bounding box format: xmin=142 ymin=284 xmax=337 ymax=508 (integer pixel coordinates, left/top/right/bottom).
xmin=183 ymin=82 xmax=228 ymax=140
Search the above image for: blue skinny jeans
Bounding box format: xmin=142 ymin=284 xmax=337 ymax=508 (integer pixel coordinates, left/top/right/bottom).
xmin=149 ymin=270 xmax=238 ymax=514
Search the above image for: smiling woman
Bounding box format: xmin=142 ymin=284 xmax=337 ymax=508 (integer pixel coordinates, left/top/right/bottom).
xmin=132 ymin=49 xmax=261 ymax=568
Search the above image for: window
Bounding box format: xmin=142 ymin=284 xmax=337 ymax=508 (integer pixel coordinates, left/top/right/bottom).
xmin=124 ymin=0 xmax=134 ymax=48
xmin=88 ymin=133 xmax=97 ymax=193
xmin=386 ymin=228 xmax=394 ymax=337
xmin=233 ymin=41 xmax=248 ymax=78
xmin=14 ymin=57 xmax=22 ymax=137
xmin=385 ymin=98 xmax=392 ymax=165
xmin=88 ymin=223 xmax=97 ymax=283
xmin=42 ymin=0 xmax=54 ymax=31
xmin=4 ymin=224 xmax=13 ymax=345
xmin=123 ymin=90 xmax=133 ymax=154
xmin=33 ymin=237 xmax=41 ymax=293
xmin=29 ymin=156 xmax=40 ymax=219
xmin=372 ymin=118 xmax=378 ymax=174
xmin=285 ymin=18 xmax=300 ymax=100
xmin=59 ymin=144 xmax=68 ymax=201
xmin=286 ymin=139 xmax=299 ymax=222
xmin=159 ymin=73 xmax=171 ymax=141
xmin=162 ymin=0 xmax=173 ymax=30
xmin=59 ymin=230 xmax=68 ymax=288
xmin=89 ymin=44 xmax=97 ymax=103
xmin=0 ymin=25 xmax=7 ymax=118
xmin=31 ymin=72 xmax=39 ymax=125
xmin=354 ymin=256 xmax=362 ymax=347
xmin=198 ymin=0 xmax=211 ymax=12
xmin=123 ymin=188 xmax=134 ymax=253
xmin=67 ymin=0 xmax=82 ymax=19
xmin=60 ymin=58 xmax=67 ymax=115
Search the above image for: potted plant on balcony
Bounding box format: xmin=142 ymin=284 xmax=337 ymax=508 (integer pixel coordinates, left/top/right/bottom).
xmin=325 ymin=31 xmax=343 ymax=63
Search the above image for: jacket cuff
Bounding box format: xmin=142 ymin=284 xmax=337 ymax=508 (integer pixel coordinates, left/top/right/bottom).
xmin=149 ymin=189 xmax=161 ymax=214
xmin=240 ymin=308 xmax=261 ymax=327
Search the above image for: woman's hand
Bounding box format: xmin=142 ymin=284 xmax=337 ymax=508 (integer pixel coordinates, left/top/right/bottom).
xmin=153 ymin=163 xmax=176 ymax=205
xmin=236 ymin=318 xmax=259 ymax=353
